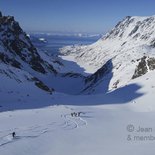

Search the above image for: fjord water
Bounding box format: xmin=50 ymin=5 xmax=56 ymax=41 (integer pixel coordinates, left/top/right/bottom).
xmin=30 ymin=34 xmax=100 ymax=55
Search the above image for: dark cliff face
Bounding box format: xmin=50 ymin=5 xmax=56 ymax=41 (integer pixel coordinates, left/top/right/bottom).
xmin=0 ymin=14 xmax=47 ymax=74
xmin=132 ymin=56 xmax=155 ymax=79
xmin=0 ymin=12 xmax=57 ymax=93
xmin=83 ymin=60 xmax=113 ymax=93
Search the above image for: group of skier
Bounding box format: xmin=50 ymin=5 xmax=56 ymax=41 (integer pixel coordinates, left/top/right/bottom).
xmin=71 ymin=112 xmax=82 ymax=117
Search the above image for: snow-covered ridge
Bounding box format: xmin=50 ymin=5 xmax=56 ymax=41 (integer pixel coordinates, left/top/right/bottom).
xmin=60 ymin=15 xmax=155 ymax=94
xmin=104 ymin=15 xmax=155 ymax=42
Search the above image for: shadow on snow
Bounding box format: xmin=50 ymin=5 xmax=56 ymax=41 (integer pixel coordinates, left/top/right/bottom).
xmin=0 ymin=83 xmax=144 ymax=112
xmin=55 ymin=83 xmax=144 ymax=106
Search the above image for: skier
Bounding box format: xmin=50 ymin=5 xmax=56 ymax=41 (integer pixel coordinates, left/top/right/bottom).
xmin=78 ymin=112 xmax=81 ymax=117
xmin=74 ymin=112 xmax=77 ymax=117
xmin=71 ymin=113 xmax=74 ymax=117
xmin=12 ymin=132 xmax=16 ymax=138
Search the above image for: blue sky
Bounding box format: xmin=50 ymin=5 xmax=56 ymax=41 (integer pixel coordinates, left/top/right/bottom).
xmin=1 ymin=0 xmax=155 ymax=34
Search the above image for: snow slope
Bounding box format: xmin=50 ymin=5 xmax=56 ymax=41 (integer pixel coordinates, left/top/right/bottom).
xmin=0 ymin=70 xmax=155 ymax=155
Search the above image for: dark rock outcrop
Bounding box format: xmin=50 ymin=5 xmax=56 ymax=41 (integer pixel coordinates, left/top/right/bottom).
xmin=31 ymin=77 xmax=54 ymax=93
xmin=132 ymin=56 xmax=155 ymax=79
xmin=83 ymin=60 xmax=113 ymax=92
xmin=147 ymin=57 xmax=155 ymax=70
xmin=132 ymin=56 xmax=148 ymax=79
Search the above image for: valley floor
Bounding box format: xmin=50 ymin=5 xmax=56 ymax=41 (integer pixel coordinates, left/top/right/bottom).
xmin=0 ymin=70 xmax=155 ymax=155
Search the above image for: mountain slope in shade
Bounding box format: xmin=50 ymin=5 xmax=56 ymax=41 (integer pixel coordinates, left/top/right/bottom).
xmin=60 ymin=15 xmax=155 ymax=94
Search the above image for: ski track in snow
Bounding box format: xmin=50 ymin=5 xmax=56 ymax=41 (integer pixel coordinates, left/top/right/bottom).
xmin=0 ymin=109 xmax=88 ymax=147
xmin=62 ymin=113 xmax=87 ymax=130
xmin=0 ymin=120 xmax=57 ymax=147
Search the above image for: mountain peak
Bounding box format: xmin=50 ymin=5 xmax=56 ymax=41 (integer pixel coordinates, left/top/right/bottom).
xmin=104 ymin=14 xmax=155 ymax=42
xmin=0 ymin=13 xmax=48 ymax=74
xmin=0 ymin=12 xmax=57 ymax=93
xmin=60 ymin=14 xmax=155 ymax=94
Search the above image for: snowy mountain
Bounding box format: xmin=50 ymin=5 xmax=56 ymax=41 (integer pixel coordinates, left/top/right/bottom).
xmin=1 ymin=12 xmax=155 ymax=102
xmin=1 ymin=12 xmax=155 ymax=98
xmin=0 ymin=12 xmax=87 ymax=101
xmin=1 ymin=11 xmax=155 ymax=155
xmin=60 ymin=15 xmax=155 ymax=94
xmin=0 ymin=12 xmax=57 ymax=93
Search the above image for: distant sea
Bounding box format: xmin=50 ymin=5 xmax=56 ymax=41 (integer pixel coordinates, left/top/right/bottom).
xmin=30 ymin=34 xmax=100 ymax=55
